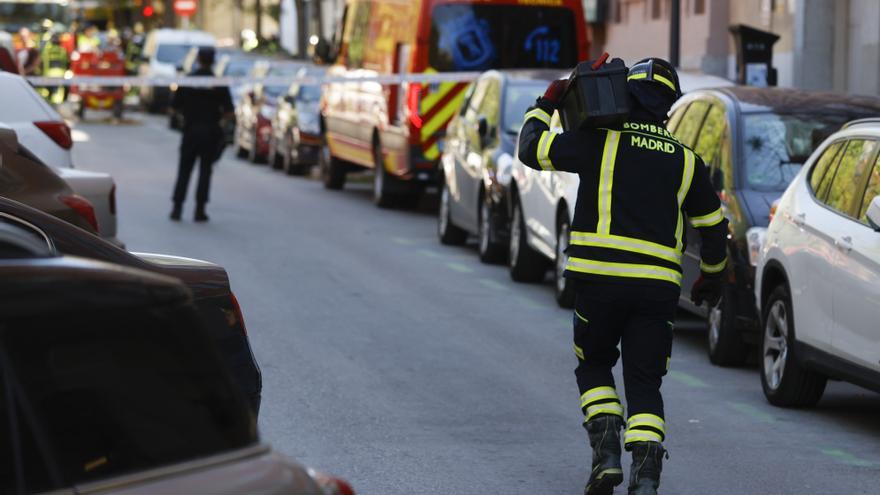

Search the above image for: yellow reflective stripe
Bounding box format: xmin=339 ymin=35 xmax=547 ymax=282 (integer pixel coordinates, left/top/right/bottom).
xmin=536 ymin=131 xmax=557 ymax=171
xmin=420 ymin=97 xmax=460 ymax=140
xmin=627 ymin=413 xmax=666 ymax=435
xmin=580 ymin=386 xmax=620 ymax=408
xmin=676 ymin=149 xmax=695 ymax=251
xmin=524 ymin=108 xmax=551 ymax=127
xmin=586 ymin=402 xmax=624 ymax=421
xmin=690 ymin=207 xmax=725 ymax=228
xmin=566 ymin=257 xmax=682 ymax=286
xmin=624 ymin=430 xmax=663 ymax=444
xmin=575 ymin=310 xmax=589 ymax=324
xmin=574 ymin=343 xmax=585 ymax=360
xmin=596 ymin=131 xmax=621 ymax=234
xmin=627 ymin=72 xmax=677 ymax=93
xmin=570 ymin=231 xmax=682 ymax=265
xmin=423 ymin=143 xmax=439 ymax=160
xmin=700 ymin=258 xmax=727 ymax=273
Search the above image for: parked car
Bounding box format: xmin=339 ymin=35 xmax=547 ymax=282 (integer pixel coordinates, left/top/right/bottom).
xmin=0 ymin=194 xmax=263 ymax=413
xmin=319 ymin=0 xmax=588 ymax=205
xmin=755 ymin=118 xmax=880 ymax=407
xmin=268 ymin=66 xmax=324 ymax=175
xmin=0 ymin=127 xmax=99 ymax=235
xmin=0 ymin=240 xmax=354 ymax=495
xmin=235 ymin=60 xmax=303 ymax=163
xmin=139 ymin=28 xmax=216 ymax=113
xmin=438 ymin=70 xmax=561 ymax=264
xmin=667 ymin=87 xmax=880 ymax=366
xmin=0 ymin=71 xmax=121 ymax=246
xmin=215 ymin=52 xmax=258 ymax=108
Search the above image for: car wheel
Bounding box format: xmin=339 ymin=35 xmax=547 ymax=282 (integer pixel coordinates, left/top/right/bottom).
xmin=438 ymin=178 xmax=467 ymax=246
xmin=706 ymin=282 xmax=749 ymax=366
xmin=282 ymin=135 xmax=301 ymax=176
xmin=554 ymin=217 xmax=575 ymax=308
xmin=248 ymin=130 xmax=264 ymax=164
xmin=320 ymin=144 xmax=346 ymax=190
xmin=477 ymin=193 xmax=504 ymax=263
xmin=760 ymin=284 xmax=827 ymax=407
xmin=373 ymin=143 xmax=396 ymax=208
xmin=113 ymin=100 xmax=124 ymax=120
xmin=268 ymin=136 xmax=281 ymax=169
xmin=509 ymin=197 xmax=547 ymax=283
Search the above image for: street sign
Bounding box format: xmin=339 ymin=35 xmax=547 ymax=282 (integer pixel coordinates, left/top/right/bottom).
xmin=173 ymin=0 xmax=198 ymax=17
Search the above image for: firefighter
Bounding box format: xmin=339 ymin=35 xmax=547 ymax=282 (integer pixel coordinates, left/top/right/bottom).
xmin=40 ymin=33 xmax=68 ymax=104
xmin=169 ymin=47 xmax=233 ymax=222
xmin=518 ymin=58 xmax=727 ymax=495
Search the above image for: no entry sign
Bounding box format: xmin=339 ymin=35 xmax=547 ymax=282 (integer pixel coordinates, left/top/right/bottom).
xmin=173 ymin=0 xmax=198 ymax=17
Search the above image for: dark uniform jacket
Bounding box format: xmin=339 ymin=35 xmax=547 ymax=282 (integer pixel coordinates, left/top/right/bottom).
xmin=171 ymin=67 xmax=233 ymax=131
xmin=518 ymin=98 xmax=728 ymax=289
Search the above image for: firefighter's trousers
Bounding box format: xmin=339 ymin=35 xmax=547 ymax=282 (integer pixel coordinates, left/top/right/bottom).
xmin=573 ymin=281 xmax=677 ymax=446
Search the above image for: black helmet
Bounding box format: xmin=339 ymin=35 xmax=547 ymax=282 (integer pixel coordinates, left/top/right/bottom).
xmin=627 ymin=58 xmax=681 ymax=98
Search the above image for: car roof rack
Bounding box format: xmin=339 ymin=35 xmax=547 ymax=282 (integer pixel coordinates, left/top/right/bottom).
xmin=842 ymin=118 xmax=880 ymax=129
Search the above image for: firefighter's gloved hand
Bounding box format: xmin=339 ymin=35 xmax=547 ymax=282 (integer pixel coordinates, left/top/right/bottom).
xmin=542 ymin=78 xmax=569 ymax=106
xmin=691 ymin=274 xmax=723 ymax=307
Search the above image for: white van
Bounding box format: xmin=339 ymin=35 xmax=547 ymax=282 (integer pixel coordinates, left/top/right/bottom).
xmin=139 ymin=29 xmax=216 ymax=112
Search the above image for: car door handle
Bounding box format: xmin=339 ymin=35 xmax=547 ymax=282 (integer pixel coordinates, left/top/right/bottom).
xmin=835 ymin=235 xmax=853 ymax=252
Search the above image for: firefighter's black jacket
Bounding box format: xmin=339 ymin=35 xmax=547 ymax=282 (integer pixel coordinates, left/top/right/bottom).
xmin=518 ymin=98 xmax=728 ymax=289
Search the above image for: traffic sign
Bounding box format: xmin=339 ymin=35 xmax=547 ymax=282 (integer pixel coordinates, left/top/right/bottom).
xmin=173 ymin=0 xmax=197 ymax=17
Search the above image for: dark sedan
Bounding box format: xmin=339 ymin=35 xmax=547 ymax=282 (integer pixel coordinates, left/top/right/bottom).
xmin=669 ymin=87 xmax=880 ymax=366
xmin=438 ymin=69 xmax=564 ymax=263
xmin=268 ymin=67 xmax=324 ymax=175
xmin=0 ymin=195 xmax=263 ymax=413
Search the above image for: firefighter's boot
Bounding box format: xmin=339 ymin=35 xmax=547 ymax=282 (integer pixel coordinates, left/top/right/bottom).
xmin=169 ymin=202 xmax=182 ymax=221
xmin=627 ymin=441 xmax=665 ymax=495
xmin=194 ymin=204 xmax=209 ymax=222
xmin=584 ymin=414 xmax=624 ymax=495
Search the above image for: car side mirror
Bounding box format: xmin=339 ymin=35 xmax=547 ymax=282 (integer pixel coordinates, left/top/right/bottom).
xmin=0 ymin=127 xmax=19 ymax=151
xmin=866 ymin=196 xmax=880 ymax=232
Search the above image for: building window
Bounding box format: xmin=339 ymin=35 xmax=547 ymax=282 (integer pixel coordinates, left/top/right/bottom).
xmin=651 ymin=0 xmax=662 ymax=19
xmin=694 ymin=0 xmax=705 ymax=15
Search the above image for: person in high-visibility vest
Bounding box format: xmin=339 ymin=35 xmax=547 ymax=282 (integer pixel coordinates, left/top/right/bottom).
xmin=518 ymin=58 xmax=728 ymax=495
xmin=40 ymin=33 xmax=68 ymax=104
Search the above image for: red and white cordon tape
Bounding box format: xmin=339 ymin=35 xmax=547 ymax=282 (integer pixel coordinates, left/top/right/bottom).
xmin=26 ymin=72 xmax=485 ymax=87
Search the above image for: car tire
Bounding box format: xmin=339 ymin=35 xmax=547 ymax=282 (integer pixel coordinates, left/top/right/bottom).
xmin=554 ymin=216 xmax=575 ymax=308
xmin=282 ymin=135 xmax=304 ymax=176
xmin=320 ymin=144 xmax=346 ymax=190
xmin=248 ymin=130 xmax=265 ymax=164
xmin=268 ymin=136 xmax=282 ymax=169
xmin=373 ymin=143 xmax=396 ymax=208
xmin=509 ymin=197 xmax=547 ymax=283
xmin=76 ymin=103 xmax=85 ymax=120
xmin=760 ymin=284 xmax=827 ymax=407
xmin=477 ymin=193 xmax=505 ymax=263
xmin=438 ymin=178 xmax=467 ymax=246
xmin=113 ymin=100 xmax=124 ymax=120
xmin=706 ymin=282 xmax=750 ymax=366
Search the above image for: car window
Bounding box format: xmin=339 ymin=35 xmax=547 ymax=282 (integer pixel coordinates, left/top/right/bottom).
xmin=503 ymin=81 xmax=546 ymax=135
xmin=671 ymin=100 xmax=709 ymax=147
xmin=823 ymin=139 xmax=878 ymax=216
xmin=665 ymin=104 xmax=687 ymax=134
xmin=477 ymin=78 xmax=501 ymax=128
xmin=458 ymin=83 xmax=476 ymax=116
xmin=858 ymin=153 xmax=880 ymax=222
xmin=2 ymin=77 xmax=54 ymax=121
xmin=808 ymin=141 xmax=844 ymax=194
xmin=693 ymin=104 xmax=726 ymax=168
xmin=465 ymin=78 xmax=490 ymax=122
xmin=0 ymin=307 xmax=256 ymax=485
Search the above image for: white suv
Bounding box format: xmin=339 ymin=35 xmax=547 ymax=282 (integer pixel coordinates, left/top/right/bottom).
xmin=756 ymin=118 xmax=880 ymax=407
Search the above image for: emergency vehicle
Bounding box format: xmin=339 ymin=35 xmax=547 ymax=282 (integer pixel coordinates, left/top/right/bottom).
xmin=319 ymin=0 xmax=589 ymax=206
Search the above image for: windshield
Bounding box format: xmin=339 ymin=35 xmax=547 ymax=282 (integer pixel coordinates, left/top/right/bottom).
xmin=429 ymin=4 xmax=577 ymax=72
xmin=156 ymin=44 xmax=198 ymax=65
xmin=0 ymin=2 xmax=68 ymax=31
xmin=503 ymin=81 xmax=548 ymax=134
xmin=265 ymin=65 xmax=298 ymax=97
xmin=298 ymin=85 xmax=321 ymax=102
xmin=742 ymin=112 xmax=854 ymax=191
xmin=223 ymin=59 xmax=254 ymax=77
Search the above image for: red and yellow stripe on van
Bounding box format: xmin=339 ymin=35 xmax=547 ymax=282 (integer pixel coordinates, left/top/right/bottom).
xmin=417 ymin=69 xmax=469 ymax=160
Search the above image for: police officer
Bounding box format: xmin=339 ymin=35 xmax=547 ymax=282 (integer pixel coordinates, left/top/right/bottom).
xmin=170 ymin=47 xmax=233 ymax=222
xmin=518 ymin=58 xmax=727 ymax=495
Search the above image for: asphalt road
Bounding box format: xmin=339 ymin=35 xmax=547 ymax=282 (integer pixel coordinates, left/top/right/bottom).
xmin=71 ymin=113 xmax=880 ymax=494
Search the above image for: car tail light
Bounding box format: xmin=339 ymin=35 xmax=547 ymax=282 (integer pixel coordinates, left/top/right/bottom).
xmin=59 ymin=194 xmax=99 ymax=233
xmin=746 ymin=227 xmax=768 ymax=267
xmin=34 ymin=121 xmax=73 ymax=150
xmin=109 ymin=184 xmax=117 ymax=215
xmin=230 ymin=292 xmax=247 ymax=336
xmin=768 ymin=198 xmax=780 ymax=223
xmin=406 ymin=83 xmax=422 ymax=129
xmin=310 ymin=470 xmax=355 ymax=495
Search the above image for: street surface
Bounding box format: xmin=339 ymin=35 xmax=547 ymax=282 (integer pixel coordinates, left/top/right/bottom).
xmin=73 ymin=114 xmax=880 ymax=494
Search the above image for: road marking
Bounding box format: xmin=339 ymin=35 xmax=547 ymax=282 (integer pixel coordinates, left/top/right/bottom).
xmin=417 ymin=248 xmax=444 ymax=258
xmin=820 ymin=448 xmax=874 ymax=467
xmin=667 ymin=370 xmax=708 ymax=388
xmin=446 ymin=262 xmax=473 ymax=273
xmin=514 ymin=296 xmax=546 ymax=310
xmin=728 ymin=401 xmax=776 ymax=423
xmin=392 ymin=237 xmax=417 ymax=245
xmin=479 ymin=278 xmax=509 ymax=291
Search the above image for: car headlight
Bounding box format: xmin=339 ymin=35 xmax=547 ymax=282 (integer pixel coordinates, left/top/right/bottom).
xmin=746 ymin=227 xmax=768 ymax=267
